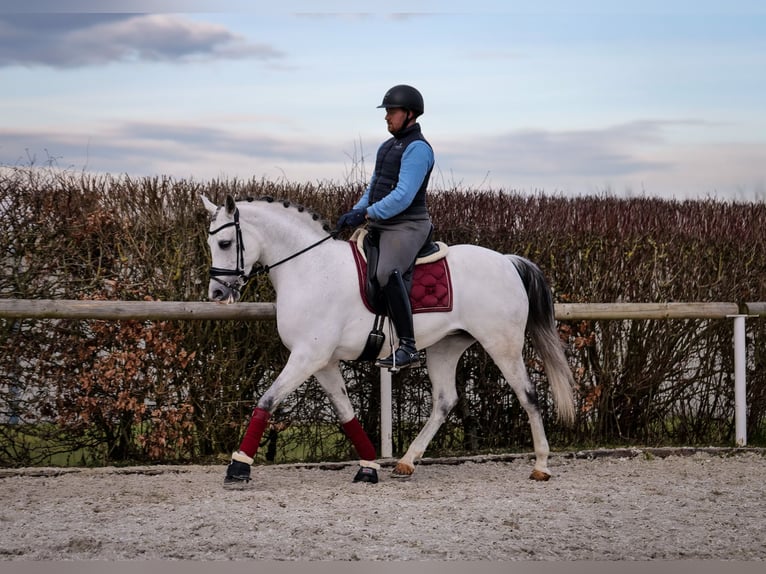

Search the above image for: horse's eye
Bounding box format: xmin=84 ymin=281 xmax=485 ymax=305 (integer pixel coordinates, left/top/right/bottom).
xmin=218 ymin=240 xmax=233 ymax=249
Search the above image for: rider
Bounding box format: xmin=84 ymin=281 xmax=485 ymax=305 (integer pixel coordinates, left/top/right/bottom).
xmin=337 ymin=84 xmax=435 ymax=371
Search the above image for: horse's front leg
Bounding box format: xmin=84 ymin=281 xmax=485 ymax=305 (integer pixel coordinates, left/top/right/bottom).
xmin=225 ymin=350 xmax=328 ymax=488
xmin=393 ymin=335 xmax=473 ymax=478
xmin=314 ymin=365 xmax=380 ymax=484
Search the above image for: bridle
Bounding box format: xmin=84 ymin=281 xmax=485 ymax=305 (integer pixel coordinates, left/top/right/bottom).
xmin=208 ymin=206 xmax=336 ymax=296
xmin=208 ymin=207 xmax=248 ymax=293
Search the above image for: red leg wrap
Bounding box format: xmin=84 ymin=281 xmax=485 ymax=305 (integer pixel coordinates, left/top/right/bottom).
xmin=238 ymin=407 xmax=271 ymax=458
xmin=342 ymin=417 xmax=377 ymax=461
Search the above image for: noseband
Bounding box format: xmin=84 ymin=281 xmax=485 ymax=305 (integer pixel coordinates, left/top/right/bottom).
xmin=208 ymin=206 xmax=337 ymax=296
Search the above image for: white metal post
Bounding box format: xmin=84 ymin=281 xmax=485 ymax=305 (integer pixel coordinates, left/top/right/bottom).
xmin=732 ymin=315 xmax=747 ymax=446
xmin=380 ymin=368 xmax=393 ymax=458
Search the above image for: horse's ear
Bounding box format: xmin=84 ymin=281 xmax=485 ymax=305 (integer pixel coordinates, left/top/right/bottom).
xmin=200 ymin=195 xmax=217 ymax=216
xmin=225 ymin=195 xmax=237 ymax=216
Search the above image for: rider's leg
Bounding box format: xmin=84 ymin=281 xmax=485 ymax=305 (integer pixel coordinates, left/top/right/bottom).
xmin=370 ymin=220 xmax=430 ymax=372
xmin=375 ymin=269 xmax=420 ymax=372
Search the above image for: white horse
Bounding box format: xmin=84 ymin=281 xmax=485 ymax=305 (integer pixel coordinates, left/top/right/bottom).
xmin=201 ymin=194 xmax=575 ymax=485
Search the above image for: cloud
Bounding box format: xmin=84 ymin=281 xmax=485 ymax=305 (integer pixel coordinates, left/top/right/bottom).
xmin=2 ymin=117 xmax=763 ymax=200
xmin=112 ymin=121 xmax=339 ymax=163
xmin=438 ymin=120 xmax=695 ymax=180
xmin=428 ymin=119 xmax=765 ymax=198
xmin=0 ymin=14 xmax=284 ymax=68
xmin=0 ymin=119 xmax=341 ymax=178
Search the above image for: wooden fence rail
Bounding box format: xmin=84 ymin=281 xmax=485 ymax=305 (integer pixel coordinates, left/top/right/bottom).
xmin=0 ymin=299 xmax=277 ymax=321
xmin=1 ymin=299 xmax=763 ymax=452
xmin=1 ymin=299 xmax=763 ymax=321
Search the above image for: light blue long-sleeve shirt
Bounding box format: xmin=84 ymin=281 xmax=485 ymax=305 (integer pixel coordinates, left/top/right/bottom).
xmin=352 ymin=140 xmax=434 ymax=221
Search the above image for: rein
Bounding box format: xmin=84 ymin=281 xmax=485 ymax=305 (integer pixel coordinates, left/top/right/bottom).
xmin=252 ymin=233 xmax=335 ymax=276
xmin=208 ymin=206 xmax=336 ymax=293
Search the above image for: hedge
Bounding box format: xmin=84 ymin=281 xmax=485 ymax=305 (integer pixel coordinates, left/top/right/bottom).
xmin=1 ymin=167 xmax=764 ymax=466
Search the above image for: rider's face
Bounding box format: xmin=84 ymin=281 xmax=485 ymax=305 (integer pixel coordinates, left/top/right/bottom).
xmin=385 ymin=107 xmax=409 ymax=134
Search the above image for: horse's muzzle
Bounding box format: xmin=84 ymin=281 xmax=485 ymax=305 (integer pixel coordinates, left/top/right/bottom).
xmin=208 ymin=277 xmax=243 ymax=303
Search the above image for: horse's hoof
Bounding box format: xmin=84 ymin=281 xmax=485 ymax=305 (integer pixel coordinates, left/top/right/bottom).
xmin=223 ymin=477 xmax=251 ymax=490
xmin=391 ymin=462 xmax=415 ymax=478
xmin=224 ymin=460 xmax=251 ymax=489
xmin=353 ymin=466 xmax=379 ymax=484
xmin=529 ymin=469 xmax=551 ymax=481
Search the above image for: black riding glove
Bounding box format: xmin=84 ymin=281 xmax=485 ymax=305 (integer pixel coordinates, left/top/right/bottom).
xmin=337 ymin=208 xmax=367 ymax=230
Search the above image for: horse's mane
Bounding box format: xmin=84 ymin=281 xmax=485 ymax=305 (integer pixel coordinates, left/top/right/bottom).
xmin=238 ymin=196 xmax=334 ymax=235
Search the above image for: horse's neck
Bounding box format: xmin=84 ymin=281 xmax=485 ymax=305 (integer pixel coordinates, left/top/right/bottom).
xmin=241 ymin=202 xmax=329 ymax=270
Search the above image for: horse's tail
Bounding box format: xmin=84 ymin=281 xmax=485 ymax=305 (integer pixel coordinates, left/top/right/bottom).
xmin=508 ymin=255 xmax=576 ymax=425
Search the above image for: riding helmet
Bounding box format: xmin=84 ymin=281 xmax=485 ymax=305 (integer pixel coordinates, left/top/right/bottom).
xmin=377 ymin=85 xmax=424 ymax=115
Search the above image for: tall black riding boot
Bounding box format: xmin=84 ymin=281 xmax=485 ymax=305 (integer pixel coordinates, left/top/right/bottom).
xmin=375 ymin=270 xmax=420 ymax=372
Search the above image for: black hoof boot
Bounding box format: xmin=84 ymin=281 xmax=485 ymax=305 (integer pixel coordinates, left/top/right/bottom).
xmin=224 ymin=460 xmax=251 ymax=488
xmin=353 ymin=466 xmax=379 ymax=484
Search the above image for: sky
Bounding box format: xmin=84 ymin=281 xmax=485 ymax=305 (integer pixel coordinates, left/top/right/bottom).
xmin=1 ymin=1 xmax=765 ymax=201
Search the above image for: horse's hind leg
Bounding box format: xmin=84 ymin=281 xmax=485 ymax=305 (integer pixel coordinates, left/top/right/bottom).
xmin=394 ymin=334 xmax=474 ymax=477
xmin=485 ymin=346 xmax=552 ymax=480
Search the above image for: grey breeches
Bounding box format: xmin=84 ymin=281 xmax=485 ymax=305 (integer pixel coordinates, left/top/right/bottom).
xmin=369 ymin=218 xmax=433 ymax=288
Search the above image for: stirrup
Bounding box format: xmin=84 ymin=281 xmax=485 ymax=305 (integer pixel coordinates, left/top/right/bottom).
xmin=375 ymin=346 xmax=420 ymax=373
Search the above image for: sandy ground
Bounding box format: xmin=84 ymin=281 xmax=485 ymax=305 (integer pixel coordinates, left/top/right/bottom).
xmin=1 ymin=448 xmax=764 ymax=562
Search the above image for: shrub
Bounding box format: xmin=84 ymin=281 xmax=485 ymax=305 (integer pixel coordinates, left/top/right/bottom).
xmin=1 ymin=167 xmax=764 ymax=465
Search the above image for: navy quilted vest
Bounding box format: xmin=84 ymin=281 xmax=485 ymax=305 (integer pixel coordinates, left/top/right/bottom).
xmin=370 ymin=123 xmax=432 ymax=220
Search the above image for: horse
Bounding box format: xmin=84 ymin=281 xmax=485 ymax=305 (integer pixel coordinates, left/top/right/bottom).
xmin=201 ymin=194 xmax=575 ymax=485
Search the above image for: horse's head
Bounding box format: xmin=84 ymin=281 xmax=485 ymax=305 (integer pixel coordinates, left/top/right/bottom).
xmin=201 ymin=194 xmax=253 ymax=303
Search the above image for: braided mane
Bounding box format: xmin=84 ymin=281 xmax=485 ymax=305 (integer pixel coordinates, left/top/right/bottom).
xmin=239 ymin=195 xmax=334 ymax=234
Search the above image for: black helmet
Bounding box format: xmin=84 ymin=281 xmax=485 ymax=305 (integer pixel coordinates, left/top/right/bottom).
xmin=377 ymin=84 xmax=424 ymax=116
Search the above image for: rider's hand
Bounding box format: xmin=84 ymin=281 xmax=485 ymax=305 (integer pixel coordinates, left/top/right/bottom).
xmin=336 ymin=208 xmax=367 ymax=230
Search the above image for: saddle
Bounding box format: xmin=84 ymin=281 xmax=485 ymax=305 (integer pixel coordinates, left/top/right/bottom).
xmin=349 ymin=227 xmax=453 ymax=361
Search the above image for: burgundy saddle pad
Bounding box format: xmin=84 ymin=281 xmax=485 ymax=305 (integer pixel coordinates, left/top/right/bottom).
xmin=350 ymin=241 xmax=453 ymax=314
